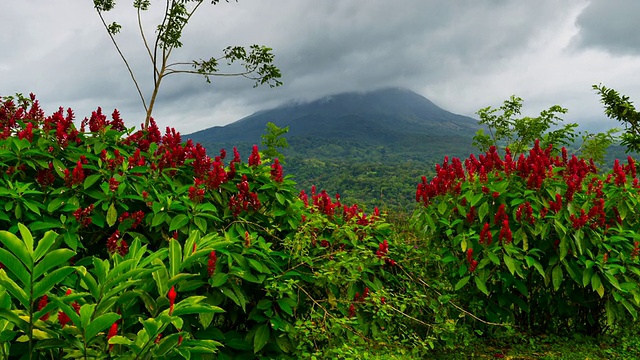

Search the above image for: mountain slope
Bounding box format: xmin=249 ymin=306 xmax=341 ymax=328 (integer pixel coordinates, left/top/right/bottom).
xmin=186 ymin=87 xmax=482 ymax=210
xmin=187 ymin=87 xmax=480 ymax=147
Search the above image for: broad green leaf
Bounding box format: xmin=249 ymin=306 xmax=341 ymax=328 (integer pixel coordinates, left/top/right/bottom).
xmin=33 ymin=249 xmax=75 ymax=280
xmin=454 ymin=276 xmax=471 ymax=291
xmin=487 ymin=252 xmax=500 ymax=265
xmin=199 ymin=312 xmax=214 ymax=329
xmin=503 ymin=255 xmax=516 ymax=276
xmin=77 ymin=268 xmax=99 ymax=299
xmin=210 ymin=273 xmax=228 ymax=287
xmin=0 ymin=309 xmax=30 ymax=333
xmin=524 ymin=256 xmax=544 ymax=278
xmin=0 ymin=248 xmax=29 ymax=288
xmin=169 ymin=239 xmax=182 ymax=278
xmin=0 ymin=270 xmax=29 ymax=308
xmin=437 ymin=201 xmax=447 ymax=215
xmin=86 ymin=312 xmax=120 ymax=340
xmin=17 ymin=223 xmax=34 ymax=254
xmin=604 ymin=272 xmax=622 ymax=291
xmin=474 ymin=276 xmax=489 ymax=296
xmin=582 ymin=268 xmax=594 ymax=287
xmin=552 ymin=265 xmax=563 ymax=291
xmin=478 ymin=202 xmax=489 ymax=222
xmin=559 ymin=238 xmax=568 ymax=261
xmin=83 ymin=174 xmax=102 ymax=190
xmin=253 ymin=324 xmax=270 ymax=353
xmin=276 ymin=298 xmax=294 ymax=316
xmin=620 ymin=299 xmax=637 ymax=319
xmin=107 ymin=203 xmax=117 ymax=227
xmin=591 ymin=273 xmax=602 ymax=292
xmin=0 ymin=230 xmax=32 ymax=270
xmin=169 ymin=214 xmax=189 ymax=231
xmin=79 ymin=303 xmax=96 ymax=330
xmin=33 ymin=267 xmax=74 ymax=299
xmin=46 ymin=197 xmax=65 ymax=212
xmin=33 ymin=231 xmax=59 ymax=262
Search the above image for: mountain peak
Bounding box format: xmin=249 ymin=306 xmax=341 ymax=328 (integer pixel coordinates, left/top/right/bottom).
xmin=187 ymin=87 xmax=480 ymax=144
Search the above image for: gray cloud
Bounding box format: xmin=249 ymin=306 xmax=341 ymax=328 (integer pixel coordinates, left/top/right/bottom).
xmin=573 ymin=0 xmax=640 ymax=55
xmin=2 ymin=0 xmax=640 ymax=135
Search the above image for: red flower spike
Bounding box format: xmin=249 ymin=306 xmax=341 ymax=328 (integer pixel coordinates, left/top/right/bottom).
xmin=168 ymin=286 xmax=177 ymax=315
xmin=38 ymin=295 xmax=50 ymax=321
xmin=107 ymin=322 xmax=118 ymax=351
xmin=208 ymin=251 xmax=217 ymax=276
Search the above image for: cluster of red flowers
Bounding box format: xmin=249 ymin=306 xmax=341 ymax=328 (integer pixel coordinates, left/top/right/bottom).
xmin=208 ymin=251 xmax=217 ymax=276
xmin=118 ymin=210 xmax=145 ymax=230
xmin=632 ymin=242 xmax=640 ymax=259
xmin=106 ymin=230 xmax=128 ymax=256
xmin=64 ymin=156 xmax=89 ymax=187
xmin=36 ymin=163 xmax=56 ymax=187
xmin=479 ymin=223 xmax=492 ymax=245
xmin=270 ymin=158 xmax=283 ymax=182
xmin=73 ymin=204 xmax=95 ymax=227
xmin=188 ymin=184 xmax=206 ymax=203
xmin=349 ymin=287 xmax=371 ymax=317
xmin=37 ymin=295 xmax=50 ymax=321
xmin=248 ymin=145 xmax=261 ymax=166
xmin=499 ymin=219 xmax=513 ymax=244
xmin=467 ymin=248 xmax=478 ymax=272
xmin=81 ymin=107 xmax=126 ymax=133
xmin=229 ymin=175 xmax=261 ymax=216
xmin=516 ymin=202 xmax=534 ymax=225
xmin=100 ymin=149 xmax=125 ymax=171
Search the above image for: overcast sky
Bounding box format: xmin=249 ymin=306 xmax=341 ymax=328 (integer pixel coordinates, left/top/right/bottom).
xmin=2 ymin=1 xmax=640 ymax=134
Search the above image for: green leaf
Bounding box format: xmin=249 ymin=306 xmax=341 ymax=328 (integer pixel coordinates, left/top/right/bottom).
xmin=83 ymin=174 xmax=102 ymax=189
xmin=33 ymin=267 xmax=74 ymax=299
xmin=107 ymin=203 xmax=117 ymax=227
xmin=0 ymin=270 xmax=29 ymax=308
xmin=210 ymin=273 xmax=228 ymax=287
xmin=478 ymin=202 xmax=489 ymax=222
xmin=46 ymin=197 xmax=65 ymax=213
xmin=33 ymin=231 xmax=59 ymax=262
xmin=503 ymin=255 xmax=516 ymax=276
xmin=591 ymin=273 xmax=602 ymax=292
xmin=552 ymin=265 xmax=563 ymax=292
xmin=253 ymin=324 xmax=270 ymax=353
xmin=85 ymin=312 xmax=120 ymax=340
xmin=454 ymin=276 xmax=471 ymax=290
xmin=169 ymin=214 xmax=189 ymax=231
xmin=0 ymin=230 xmax=33 ymax=270
xmin=169 ymin=239 xmax=182 ymax=278
xmin=0 ymin=308 xmax=30 ymax=333
xmin=33 ymin=249 xmax=75 ymax=279
xmin=474 ymin=276 xmax=489 ymax=296
xmin=487 ymin=252 xmax=500 ymax=265
xmin=17 ymin=224 xmax=34 ymax=254
xmin=0 ymin=248 xmax=29 ymax=288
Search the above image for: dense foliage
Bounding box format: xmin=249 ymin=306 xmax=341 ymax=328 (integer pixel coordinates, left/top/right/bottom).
xmin=413 ymin=141 xmax=640 ymax=335
xmin=0 ymin=94 xmax=456 ymax=359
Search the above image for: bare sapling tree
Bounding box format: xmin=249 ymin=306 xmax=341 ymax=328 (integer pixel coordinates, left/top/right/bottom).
xmin=93 ymin=0 xmax=282 ymax=127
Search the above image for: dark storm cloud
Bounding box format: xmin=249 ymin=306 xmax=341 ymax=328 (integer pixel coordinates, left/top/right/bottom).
xmin=2 ymin=0 xmax=639 ymax=134
xmin=573 ymin=0 xmax=640 ymax=55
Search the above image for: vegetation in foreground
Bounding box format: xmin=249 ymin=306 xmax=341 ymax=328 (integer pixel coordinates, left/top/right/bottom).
xmin=0 ymin=87 xmax=638 ymax=359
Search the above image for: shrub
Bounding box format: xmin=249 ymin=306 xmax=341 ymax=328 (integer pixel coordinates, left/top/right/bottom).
xmin=413 ymin=141 xmax=640 ymax=335
xmin=0 ymin=93 xmax=456 ymax=358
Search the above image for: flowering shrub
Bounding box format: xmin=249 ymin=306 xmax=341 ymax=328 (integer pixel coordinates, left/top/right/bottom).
xmin=413 ymin=141 xmax=640 ymax=335
xmin=0 ymin=94 xmax=457 ymax=358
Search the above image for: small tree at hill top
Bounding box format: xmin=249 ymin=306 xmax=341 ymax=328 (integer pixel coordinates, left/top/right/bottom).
xmin=93 ymin=0 xmax=282 ymax=127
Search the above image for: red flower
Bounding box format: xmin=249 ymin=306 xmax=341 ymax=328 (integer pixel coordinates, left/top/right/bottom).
xmin=270 ymin=158 xmax=284 ymax=182
xmin=107 ymin=230 xmax=120 ymax=254
xmin=466 ymin=248 xmax=474 ymax=263
xmin=207 ymin=251 xmax=217 ymax=276
xmin=37 ymin=295 xmax=50 ymax=321
xmin=479 ymin=222 xmax=492 ymax=245
xmin=108 ymin=177 xmax=120 ymax=192
xmin=248 ymin=145 xmax=261 ymax=166
xmin=58 ymin=311 xmax=71 ymax=328
xmin=107 ymin=322 xmax=118 ymax=351
xmin=168 ymin=286 xmax=177 ymax=315
xmin=348 ymin=303 xmax=356 ymax=317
